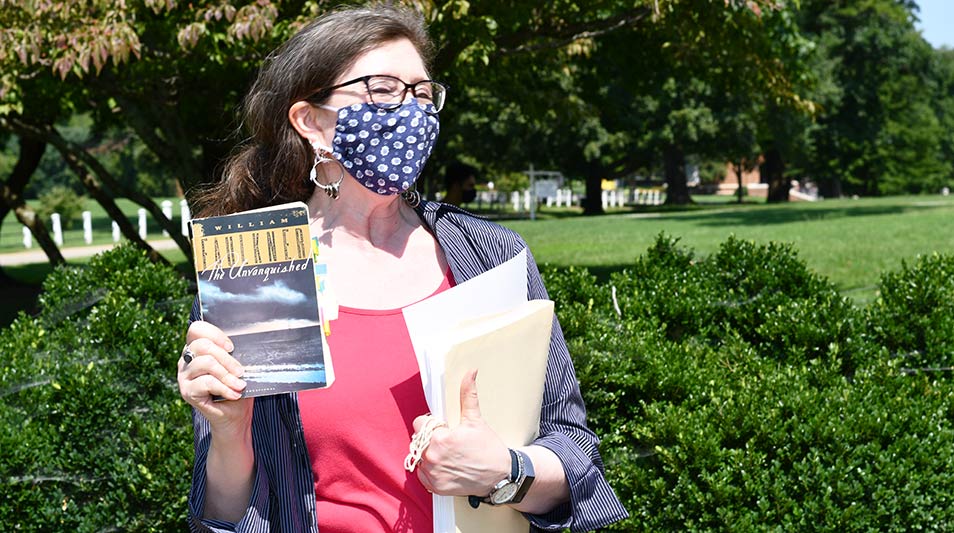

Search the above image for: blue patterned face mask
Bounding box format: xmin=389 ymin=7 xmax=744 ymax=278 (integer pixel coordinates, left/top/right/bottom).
xmin=316 ymin=99 xmax=440 ymax=195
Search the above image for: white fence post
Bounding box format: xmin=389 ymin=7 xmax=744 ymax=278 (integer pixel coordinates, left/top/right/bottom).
xmin=82 ymin=211 xmax=92 ymax=244
xmin=138 ymin=208 xmax=147 ymax=239
xmin=511 ymin=191 xmax=520 ymax=212
xmin=22 ymin=226 xmax=32 ymax=249
xmin=180 ymin=200 xmax=191 ymax=236
xmin=51 ymin=213 xmax=63 ymax=246
xmin=161 ymin=200 xmax=173 ymax=237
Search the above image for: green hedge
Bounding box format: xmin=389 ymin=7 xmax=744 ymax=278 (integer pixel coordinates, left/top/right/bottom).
xmin=0 ymin=245 xmax=191 ymax=530
xmin=3 ymin=235 xmax=954 ymax=530
xmin=545 ymin=235 xmax=954 ymax=530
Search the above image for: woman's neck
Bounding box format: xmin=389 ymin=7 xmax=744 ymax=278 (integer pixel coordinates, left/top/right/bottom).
xmin=307 ymin=172 xmax=421 ymax=253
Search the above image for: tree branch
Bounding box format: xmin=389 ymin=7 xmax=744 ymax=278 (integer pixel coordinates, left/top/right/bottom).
xmin=8 ymin=118 xmax=170 ymax=266
xmin=493 ymin=7 xmax=653 ymax=56
xmin=64 ymin=129 xmax=194 ymax=262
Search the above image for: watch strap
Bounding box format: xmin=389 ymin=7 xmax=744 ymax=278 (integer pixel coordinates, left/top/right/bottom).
xmin=510 ymin=449 xmax=535 ymax=504
xmin=507 ymin=448 xmax=520 ymax=482
xmin=472 ymin=448 xmax=523 ymax=508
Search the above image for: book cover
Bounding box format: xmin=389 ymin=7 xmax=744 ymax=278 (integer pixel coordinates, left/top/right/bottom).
xmin=190 ymin=201 xmax=333 ymax=398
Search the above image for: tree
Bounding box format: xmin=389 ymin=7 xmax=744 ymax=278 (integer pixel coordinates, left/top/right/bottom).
xmin=552 ymin=0 xmax=814 ymax=207
xmin=0 ymin=136 xmax=65 ymax=270
xmin=0 ymin=0 xmax=824 ymax=256
xmin=0 ymin=0 xmax=296 ymax=266
xmin=798 ymin=0 xmax=950 ymax=196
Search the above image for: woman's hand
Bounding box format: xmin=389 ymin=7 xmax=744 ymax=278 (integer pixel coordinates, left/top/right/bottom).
xmin=177 ymin=320 xmax=252 ymax=437
xmin=411 ymin=369 xmax=511 ymax=497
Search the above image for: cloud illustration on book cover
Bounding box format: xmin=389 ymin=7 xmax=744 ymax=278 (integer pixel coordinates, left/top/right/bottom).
xmin=199 ymin=262 xmax=327 ymax=395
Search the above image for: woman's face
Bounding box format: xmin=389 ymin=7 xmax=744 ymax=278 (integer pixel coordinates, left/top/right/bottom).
xmin=318 ymin=38 xmax=428 ymax=140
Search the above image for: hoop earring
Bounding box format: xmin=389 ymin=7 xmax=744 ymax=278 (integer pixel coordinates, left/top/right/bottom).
xmin=309 ymin=143 xmax=344 ymax=200
xmin=401 ymin=187 xmax=421 ymax=208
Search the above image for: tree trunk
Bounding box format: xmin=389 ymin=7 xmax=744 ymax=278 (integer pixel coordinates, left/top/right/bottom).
xmin=764 ymin=146 xmax=789 ymax=203
xmin=819 ymin=177 xmax=842 ymax=199
xmin=0 ymin=136 xmax=66 ymax=267
xmin=736 ymin=159 xmax=745 ymax=204
xmin=663 ymin=144 xmax=692 ymax=205
xmin=582 ymin=163 xmax=605 ymax=216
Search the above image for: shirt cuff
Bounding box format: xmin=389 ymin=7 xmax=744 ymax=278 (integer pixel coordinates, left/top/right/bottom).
xmin=527 ymin=433 xmax=629 ymax=532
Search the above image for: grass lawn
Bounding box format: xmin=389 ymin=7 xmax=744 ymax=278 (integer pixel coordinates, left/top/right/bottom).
xmin=1 ymin=194 xmax=952 ymax=325
xmin=502 ymin=195 xmax=954 ymax=306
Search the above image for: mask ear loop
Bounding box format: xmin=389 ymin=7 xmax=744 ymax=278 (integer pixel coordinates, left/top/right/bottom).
xmin=309 ymin=140 xmax=344 ymax=200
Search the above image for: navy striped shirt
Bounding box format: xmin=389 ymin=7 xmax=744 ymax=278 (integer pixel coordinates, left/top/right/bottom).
xmin=188 ymin=200 xmax=629 ymax=532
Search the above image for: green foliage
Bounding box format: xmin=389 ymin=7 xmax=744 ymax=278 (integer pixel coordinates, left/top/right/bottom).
xmin=34 ymin=185 xmax=86 ymax=230
xmin=798 ymin=0 xmax=953 ymax=196
xmin=493 ymin=171 xmax=530 ymax=193
xmin=867 ymin=252 xmax=954 ymax=369
xmin=0 ymin=244 xmax=191 ymax=530
xmin=543 ymin=234 xmax=954 ymax=530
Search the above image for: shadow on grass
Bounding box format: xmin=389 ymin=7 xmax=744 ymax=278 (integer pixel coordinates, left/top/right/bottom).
xmin=466 ymin=201 xmax=755 ymax=221
xmin=665 ymin=202 xmax=950 ymax=227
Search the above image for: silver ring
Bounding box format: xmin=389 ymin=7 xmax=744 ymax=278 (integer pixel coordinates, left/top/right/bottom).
xmin=182 ymin=345 xmax=195 ymax=365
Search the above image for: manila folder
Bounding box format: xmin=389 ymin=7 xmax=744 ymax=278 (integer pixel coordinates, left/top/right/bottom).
xmin=438 ymin=299 xmax=554 ymax=533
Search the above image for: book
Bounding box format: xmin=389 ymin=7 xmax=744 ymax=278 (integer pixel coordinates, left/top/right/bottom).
xmin=189 ymin=201 xmax=333 ymax=398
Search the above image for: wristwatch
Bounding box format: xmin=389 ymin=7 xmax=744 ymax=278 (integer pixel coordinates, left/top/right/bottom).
xmin=486 ymin=448 xmax=536 ymax=505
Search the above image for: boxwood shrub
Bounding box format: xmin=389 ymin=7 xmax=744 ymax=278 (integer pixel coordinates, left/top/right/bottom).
xmin=3 ymin=234 xmax=954 ymax=530
xmin=544 ymin=235 xmax=954 ymax=531
xmin=0 ymin=244 xmax=191 ymax=531
xmin=866 ymin=252 xmax=954 ymax=370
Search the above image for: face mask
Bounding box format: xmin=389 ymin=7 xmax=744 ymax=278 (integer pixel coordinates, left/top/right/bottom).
xmin=462 ymin=189 xmax=477 ymax=204
xmin=315 ymin=100 xmax=439 ymax=195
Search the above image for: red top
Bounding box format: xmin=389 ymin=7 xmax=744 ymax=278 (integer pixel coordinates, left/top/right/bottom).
xmin=298 ymin=270 xmax=454 ymax=532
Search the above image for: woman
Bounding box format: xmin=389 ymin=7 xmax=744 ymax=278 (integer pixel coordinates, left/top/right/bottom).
xmin=177 ymin=4 xmax=627 ymax=532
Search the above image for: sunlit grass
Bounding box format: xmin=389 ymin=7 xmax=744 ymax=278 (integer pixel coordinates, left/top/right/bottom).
xmin=503 ymin=195 xmax=954 ymax=305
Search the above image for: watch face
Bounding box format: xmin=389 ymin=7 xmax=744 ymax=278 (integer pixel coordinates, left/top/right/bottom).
xmin=490 ymin=482 xmax=518 ymax=505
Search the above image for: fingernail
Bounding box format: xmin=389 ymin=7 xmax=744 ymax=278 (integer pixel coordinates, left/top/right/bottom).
xmin=225 ymin=341 xmax=235 ymax=352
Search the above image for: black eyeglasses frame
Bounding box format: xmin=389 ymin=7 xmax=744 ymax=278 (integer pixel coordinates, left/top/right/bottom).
xmin=305 ymin=74 xmax=447 ymax=115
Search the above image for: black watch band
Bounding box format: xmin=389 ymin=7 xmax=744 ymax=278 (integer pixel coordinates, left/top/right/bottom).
xmin=467 ymin=448 xmax=534 ymax=509
xmin=510 ymin=450 xmax=535 ymax=504
xmin=507 ymin=448 xmax=520 ymax=482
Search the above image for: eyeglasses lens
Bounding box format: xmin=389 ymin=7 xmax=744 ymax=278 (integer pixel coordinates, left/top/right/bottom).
xmin=365 ymin=76 xmax=444 ymax=114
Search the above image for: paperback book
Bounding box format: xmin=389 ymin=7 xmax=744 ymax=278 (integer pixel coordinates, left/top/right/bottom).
xmin=190 ymin=201 xmax=333 ymax=397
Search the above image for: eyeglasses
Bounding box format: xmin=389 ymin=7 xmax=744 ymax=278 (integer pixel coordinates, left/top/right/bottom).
xmin=306 ymin=75 xmax=447 ymax=115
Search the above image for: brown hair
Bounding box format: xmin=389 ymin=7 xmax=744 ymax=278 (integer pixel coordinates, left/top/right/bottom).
xmin=191 ymin=3 xmax=434 ymax=217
